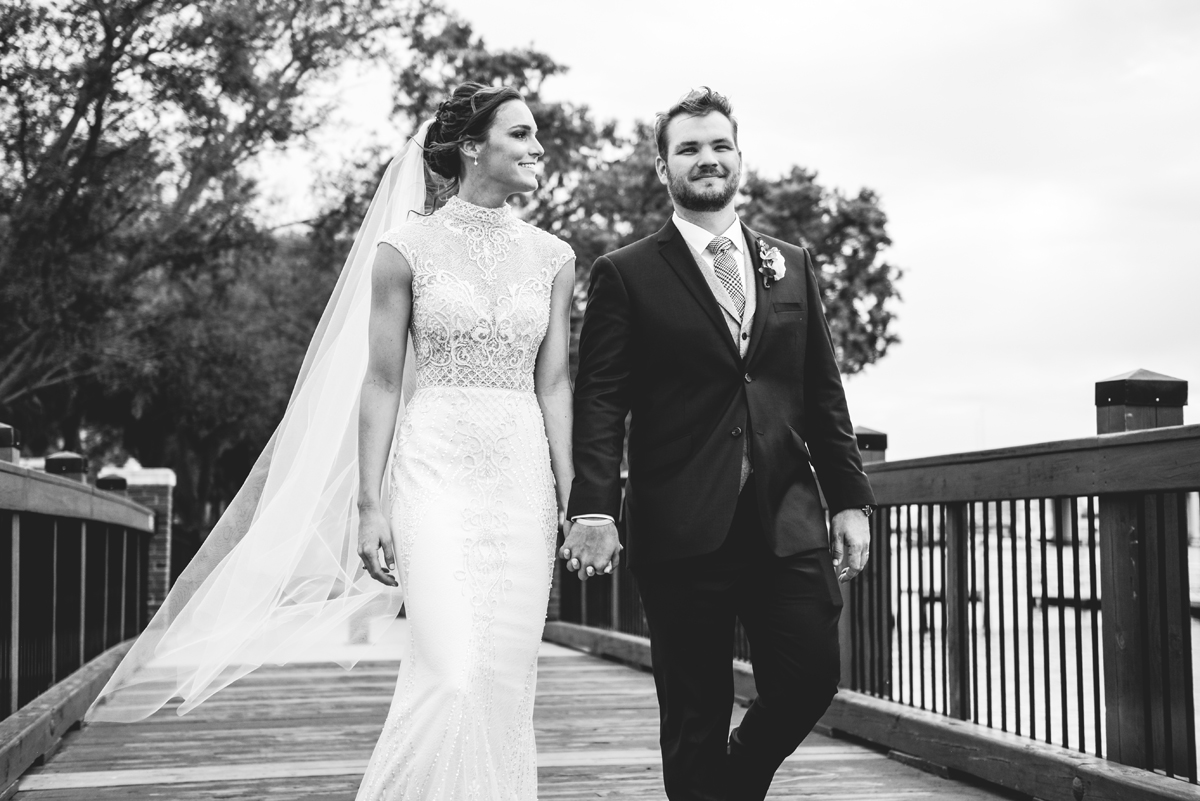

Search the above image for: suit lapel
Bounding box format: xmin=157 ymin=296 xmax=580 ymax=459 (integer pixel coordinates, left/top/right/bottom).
xmin=741 ymin=223 xmax=772 ymax=366
xmin=657 ymin=222 xmax=741 ymax=361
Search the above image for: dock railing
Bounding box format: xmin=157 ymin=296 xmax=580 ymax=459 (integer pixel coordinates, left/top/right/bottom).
xmin=0 ymin=428 xmax=157 ymax=795
xmin=551 ymin=370 xmax=1198 ymax=799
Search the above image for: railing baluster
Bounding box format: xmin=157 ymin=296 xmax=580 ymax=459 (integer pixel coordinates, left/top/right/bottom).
xmin=997 ymin=501 xmax=1007 ymax=733
xmin=1071 ymin=497 xmax=1085 ymax=753
xmin=898 ymin=505 xmax=907 ymax=704
xmin=1040 ymin=499 xmax=1051 ymax=744
xmin=983 ymin=501 xmax=993 ymax=728
xmin=119 ymin=529 xmax=128 ymax=642
xmin=101 ymin=524 xmax=108 ymax=651
xmin=1009 ymin=498 xmax=1021 ymax=736
xmin=1055 ymin=499 xmax=1069 ymax=749
xmin=940 ymin=504 xmax=949 ymax=715
xmin=79 ymin=522 xmax=87 ymax=665
xmin=1025 ymin=499 xmax=1036 ymax=742
xmin=1087 ymin=495 xmax=1102 ymax=758
xmin=969 ymin=503 xmax=979 ymax=724
xmin=917 ymin=504 xmax=926 ymax=711
xmin=50 ymin=519 xmax=58 ymax=685
xmin=9 ymin=512 xmax=18 ymax=717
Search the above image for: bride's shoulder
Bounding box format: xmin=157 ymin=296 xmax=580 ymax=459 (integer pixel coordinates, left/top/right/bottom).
xmin=518 ymin=221 xmax=575 ymax=263
xmin=377 ymin=216 xmax=436 ymax=257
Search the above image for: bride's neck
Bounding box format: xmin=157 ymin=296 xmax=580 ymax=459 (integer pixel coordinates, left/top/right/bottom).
xmin=456 ymin=177 xmax=511 ymax=209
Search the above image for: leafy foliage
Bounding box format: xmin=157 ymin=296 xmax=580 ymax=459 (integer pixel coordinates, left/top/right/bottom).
xmin=740 ymin=168 xmax=902 ymax=373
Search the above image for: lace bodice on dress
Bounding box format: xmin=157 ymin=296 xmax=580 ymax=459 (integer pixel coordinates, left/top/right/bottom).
xmin=379 ymin=196 xmax=574 ymax=393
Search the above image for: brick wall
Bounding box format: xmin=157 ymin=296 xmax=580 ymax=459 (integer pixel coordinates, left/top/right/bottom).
xmin=102 ymin=463 xmax=176 ymax=621
xmin=125 ymin=483 xmax=172 ymax=618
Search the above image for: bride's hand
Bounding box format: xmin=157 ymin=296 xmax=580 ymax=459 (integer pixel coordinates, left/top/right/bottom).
xmin=358 ymin=506 xmax=399 ymax=587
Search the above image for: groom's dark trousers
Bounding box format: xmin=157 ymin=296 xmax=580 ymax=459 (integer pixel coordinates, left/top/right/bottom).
xmin=569 ymin=219 xmax=875 ymax=801
xmin=635 ymin=475 xmax=843 ymax=801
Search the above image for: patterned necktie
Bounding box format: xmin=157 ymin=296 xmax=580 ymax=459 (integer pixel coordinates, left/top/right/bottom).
xmin=707 ymin=236 xmax=745 ymax=320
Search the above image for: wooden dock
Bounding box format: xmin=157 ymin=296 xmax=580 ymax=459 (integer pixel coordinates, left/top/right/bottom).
xmin=13 ymin=636 xmax=1016 ymax=800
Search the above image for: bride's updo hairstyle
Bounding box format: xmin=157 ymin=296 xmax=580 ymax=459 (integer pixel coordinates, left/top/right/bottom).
xmin=424 ymin=81 xmax=524 ymax=185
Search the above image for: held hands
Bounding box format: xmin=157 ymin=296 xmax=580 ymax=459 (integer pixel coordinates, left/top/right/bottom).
xmin=830 ymin=508 xmax=871 ymax=583
xmin=358 ymin=506 xmax=399 ymax=587
xmin=559 ymin=519 xmax=622 ymax=581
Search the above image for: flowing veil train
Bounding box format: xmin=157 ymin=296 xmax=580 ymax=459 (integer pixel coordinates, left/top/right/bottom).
xmin=88 ymin=121 xmax=434 ymax=722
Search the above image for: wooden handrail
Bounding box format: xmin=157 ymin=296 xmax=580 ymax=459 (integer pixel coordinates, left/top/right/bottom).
xmin=0 ymin=462 xmax=153 ymax=532
xmin=864 ymin=423 xmax=1200 ymax=503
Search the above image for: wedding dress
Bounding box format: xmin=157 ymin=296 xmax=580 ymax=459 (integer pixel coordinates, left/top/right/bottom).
xmin=355 ymin=195 xmax=574 ymax=800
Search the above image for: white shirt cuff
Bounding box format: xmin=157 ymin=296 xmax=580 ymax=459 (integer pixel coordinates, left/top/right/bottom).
xmin=571 ymin=515 xmax=615 ymax=526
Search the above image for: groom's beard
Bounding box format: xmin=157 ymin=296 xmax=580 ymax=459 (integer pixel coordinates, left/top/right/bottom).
xmin=667 ymin=165 xmax=740 ymax=213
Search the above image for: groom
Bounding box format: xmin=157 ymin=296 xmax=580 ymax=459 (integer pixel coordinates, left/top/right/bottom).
xmin=562 ymin=88 xmax=876 ymax=801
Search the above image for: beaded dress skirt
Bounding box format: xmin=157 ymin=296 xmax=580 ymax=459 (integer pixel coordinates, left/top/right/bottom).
xmin=355 ymin=197 xmax=573 ymax=800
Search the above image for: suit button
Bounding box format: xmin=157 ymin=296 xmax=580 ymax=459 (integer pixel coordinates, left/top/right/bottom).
xmin=744 ymin=373 xmax=752 ymax=383
xmin=731 ymin=427 xmax=743 ymax=438
xmin=741 ymin=332 xmax=748 ymax=340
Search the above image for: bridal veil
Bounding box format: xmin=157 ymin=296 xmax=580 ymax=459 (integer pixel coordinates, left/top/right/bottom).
xmin=87 ymin=122 xmax=433 ymax=722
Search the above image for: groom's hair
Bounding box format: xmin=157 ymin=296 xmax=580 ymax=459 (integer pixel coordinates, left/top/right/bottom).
xmin=654 ymin=88 xmax=738 ymax=160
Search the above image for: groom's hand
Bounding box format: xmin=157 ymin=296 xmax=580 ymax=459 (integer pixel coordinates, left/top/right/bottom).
xmin=830 ymin=508 xmax=870 ymax=583
xmin=559 ymin=520 xmax=621 ymax=581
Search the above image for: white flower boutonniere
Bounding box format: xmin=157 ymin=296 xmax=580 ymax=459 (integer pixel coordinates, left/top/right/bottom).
xmin=757 ymin=239 xmax=787 ymax=289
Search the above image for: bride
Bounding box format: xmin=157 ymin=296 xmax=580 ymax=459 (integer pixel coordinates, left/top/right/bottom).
xmin=88 ymin=82 xmax=607 ymax=800
xmin=354 ymin=83 xmax=576 ymax=798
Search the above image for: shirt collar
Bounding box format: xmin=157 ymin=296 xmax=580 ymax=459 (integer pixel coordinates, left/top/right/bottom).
xmin=672 ymin=212 xmax=744 ymax=257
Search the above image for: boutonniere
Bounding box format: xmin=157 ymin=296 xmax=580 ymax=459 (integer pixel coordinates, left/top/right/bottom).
xmin=756 ymin=239 xmax=787 ymax=289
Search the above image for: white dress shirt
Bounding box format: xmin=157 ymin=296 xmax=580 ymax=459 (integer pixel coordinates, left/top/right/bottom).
xmin=671 ymin=212 xmax=748 ymax=307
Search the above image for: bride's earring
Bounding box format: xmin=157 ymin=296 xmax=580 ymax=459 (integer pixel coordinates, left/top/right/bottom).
xmin=473 ymin=155 xmax=478 ymax=166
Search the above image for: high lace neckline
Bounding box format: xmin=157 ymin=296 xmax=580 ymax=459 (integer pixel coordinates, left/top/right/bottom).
xmin=441 ymin=195 xmax=515 ymax=227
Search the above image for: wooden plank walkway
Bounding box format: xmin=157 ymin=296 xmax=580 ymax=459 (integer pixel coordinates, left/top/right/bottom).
xmin=14 ymin=626 xmax=1017 ymax=800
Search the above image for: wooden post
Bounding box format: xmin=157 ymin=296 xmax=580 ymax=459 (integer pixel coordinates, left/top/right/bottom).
xmin=855 ymin=426 xmax=888 ymax=465
xmin=1096 ymin=368 xmax=1186 ymax=432
xmin=96 ymin=474 xmax=128 ymax=497
xmin=44 ymin=451 xmax=88 ymax=484
xmin=944 ymin=502 xmax=971 ymax=721
xmin=0 ymin=423 xmax=19 ymax=464
xmin=1097 ymin=369 xmax=1193 ymax=776
xmin=840 ymin=428 xmax=887 ymax=689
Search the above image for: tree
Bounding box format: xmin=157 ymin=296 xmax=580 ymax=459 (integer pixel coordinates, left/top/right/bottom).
xmin=0 ymin=0 xmax=407 ymax=434
xmin=740 ymin=167 xmax=902 ymax=374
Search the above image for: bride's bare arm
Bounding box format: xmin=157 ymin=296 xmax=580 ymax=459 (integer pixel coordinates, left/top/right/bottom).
xmin=534 ymin=260 xmax=577 ymax=518
xmin=356 ymin=243 xmax=413 ymax=587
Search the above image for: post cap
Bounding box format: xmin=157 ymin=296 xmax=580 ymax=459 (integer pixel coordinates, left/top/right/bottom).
xmin=45 ymin=451 xmax=89 ymax=475
xmin=854 ymin=425 xmax=888 ymax=452
xmin=0 ymin=423 xmax=19 ymax=448
xmin=96 ymin=475 xmax=128 ymax=491
xmin=1095 ymin=369 xmax=1187 ymax=407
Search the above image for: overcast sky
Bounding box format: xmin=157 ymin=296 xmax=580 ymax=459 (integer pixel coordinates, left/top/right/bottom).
xmin=261 ymin=0 xmax=1200 ymax=460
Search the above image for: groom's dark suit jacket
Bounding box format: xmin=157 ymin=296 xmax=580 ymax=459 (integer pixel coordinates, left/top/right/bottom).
xmin=568 ymin=219 xmax=875 ymax=569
